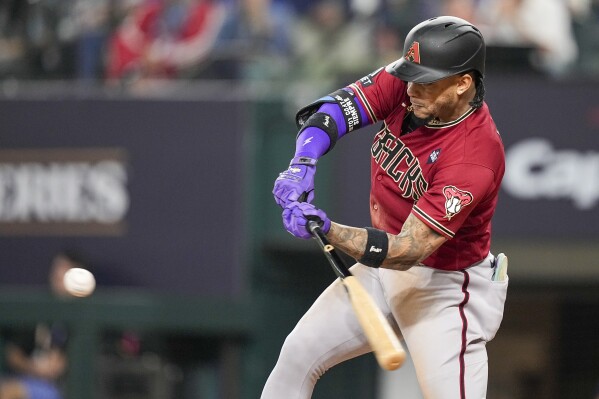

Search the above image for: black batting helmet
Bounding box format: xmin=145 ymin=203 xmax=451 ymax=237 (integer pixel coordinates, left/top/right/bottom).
xmin=386 ymin=16 xmax=485 ymax=83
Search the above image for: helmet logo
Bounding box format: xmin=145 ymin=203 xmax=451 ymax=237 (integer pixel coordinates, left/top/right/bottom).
xmin=405 ymin=41 xmax=421 ymax=64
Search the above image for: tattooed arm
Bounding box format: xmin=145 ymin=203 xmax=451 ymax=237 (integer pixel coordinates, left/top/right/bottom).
xmin=326 ymin=213 xmax=447 ymax=271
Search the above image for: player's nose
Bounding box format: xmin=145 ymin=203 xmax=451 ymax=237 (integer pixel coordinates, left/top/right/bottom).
xmin=406 ymin=82 xmax=418 ymax=98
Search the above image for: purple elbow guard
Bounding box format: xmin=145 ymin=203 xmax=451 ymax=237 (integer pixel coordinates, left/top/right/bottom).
xmin=294 ymin=88 xmax=370 ymax=158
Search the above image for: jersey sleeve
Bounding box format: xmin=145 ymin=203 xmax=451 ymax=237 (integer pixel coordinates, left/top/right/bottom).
xmin=412 ymin=163 xmax=496 ymax=239
xmin=348 ymin=66 xmax=408 ymax=123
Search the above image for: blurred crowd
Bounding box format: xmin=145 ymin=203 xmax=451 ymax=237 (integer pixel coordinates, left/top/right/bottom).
xmin=0 ymin=0 xmax=598 ymax=91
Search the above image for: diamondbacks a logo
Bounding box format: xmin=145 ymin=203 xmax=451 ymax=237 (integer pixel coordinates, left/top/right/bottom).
xmin=405 ymin=41 xmax=421 ymax=64
xmin=443 ymin=185 xmax=473 ymax=220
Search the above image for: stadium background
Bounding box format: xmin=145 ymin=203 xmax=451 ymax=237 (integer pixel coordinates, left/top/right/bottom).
xmin=0 ymin=1 xmax=598 ymax=398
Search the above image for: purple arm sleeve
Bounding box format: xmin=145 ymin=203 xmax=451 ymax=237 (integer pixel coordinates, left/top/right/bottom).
xmin=294 ymin=99 xmax=370 ymax=159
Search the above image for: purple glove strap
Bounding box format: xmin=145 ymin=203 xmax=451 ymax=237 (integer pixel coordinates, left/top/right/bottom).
xmin=273 ymin=164 xmax=316 ymax=207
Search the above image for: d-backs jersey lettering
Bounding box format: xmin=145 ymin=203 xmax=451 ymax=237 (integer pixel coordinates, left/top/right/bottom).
xmin=347 ymin=68 xmax=505 ymax=271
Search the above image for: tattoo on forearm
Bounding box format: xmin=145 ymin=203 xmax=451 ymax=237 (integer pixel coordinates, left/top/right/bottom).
xmin=384 ymin=215 xmax=442 ymax=270
xmin=327 ymin=223 xmax=367 ymax=259
xmin=327 ymin=214 xmax=446 ymax=271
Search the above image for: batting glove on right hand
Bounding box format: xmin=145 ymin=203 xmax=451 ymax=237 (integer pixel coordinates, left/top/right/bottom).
xmin=282 ymin=201 xmax=330 ymax=239
xmin=273 ymin=157 xmax=317 ymax=208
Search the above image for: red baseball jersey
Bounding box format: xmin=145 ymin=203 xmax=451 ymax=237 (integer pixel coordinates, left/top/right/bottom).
xmin=348 ymin=68 xmax=505 ymax=271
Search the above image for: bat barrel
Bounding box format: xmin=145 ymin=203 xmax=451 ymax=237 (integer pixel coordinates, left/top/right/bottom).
xmin=307 ymin=220 xmax=407 ymax=372
xmin=342 ymin=276 xmax=406 ymax=370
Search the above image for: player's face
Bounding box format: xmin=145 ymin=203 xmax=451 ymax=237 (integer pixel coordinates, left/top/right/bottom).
xmin=406 ymin=74 xmax=472 ymax=122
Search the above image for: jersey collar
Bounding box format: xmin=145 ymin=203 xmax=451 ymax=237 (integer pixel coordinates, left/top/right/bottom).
xmin=424 ymin=106 xmax=476 ymax=129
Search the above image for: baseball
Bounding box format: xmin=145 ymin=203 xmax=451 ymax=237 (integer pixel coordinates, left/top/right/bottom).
xmin=63 ymin=267 xmax=96 ymax=297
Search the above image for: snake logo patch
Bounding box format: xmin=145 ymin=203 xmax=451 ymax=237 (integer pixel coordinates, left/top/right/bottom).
xmin=443 ymin=185 xmax=473 ymax=220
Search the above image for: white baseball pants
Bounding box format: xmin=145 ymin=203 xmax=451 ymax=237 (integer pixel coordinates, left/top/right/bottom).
xmin=261 ymin=253 xmax=508 ymax=399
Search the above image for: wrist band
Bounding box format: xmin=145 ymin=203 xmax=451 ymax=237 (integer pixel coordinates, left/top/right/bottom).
xmin=290 ymin=156 xmax=318 ymax=166
xmin=359 ymin=227 xmax=388 ymax=268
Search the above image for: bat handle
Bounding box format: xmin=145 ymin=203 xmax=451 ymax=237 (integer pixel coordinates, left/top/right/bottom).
xmin=307 ymin=219 xmax=330 ymax=248
xmin=307 ymin=219 xmax=321 ymax=234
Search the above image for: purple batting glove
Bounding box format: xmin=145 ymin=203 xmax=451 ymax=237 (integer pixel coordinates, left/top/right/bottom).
xmin=282 ymin=201 xmax=331 ymax=239
xmin=273 ymin=158 xmax=317 ymax=208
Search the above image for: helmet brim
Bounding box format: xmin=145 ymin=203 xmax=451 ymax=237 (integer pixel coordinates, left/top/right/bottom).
xmin=385 ymin=58 xmax=449 ymax=84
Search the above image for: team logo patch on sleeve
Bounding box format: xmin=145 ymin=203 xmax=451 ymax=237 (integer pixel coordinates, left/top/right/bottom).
xmin=443 ymin=185 xmax=473 ymax=220
xmin=358 ymin=67 xmax=383 ymax=87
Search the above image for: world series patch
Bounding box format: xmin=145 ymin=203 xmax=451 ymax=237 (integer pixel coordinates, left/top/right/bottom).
xmin=427 ymin=148 xmax=441 ymax=164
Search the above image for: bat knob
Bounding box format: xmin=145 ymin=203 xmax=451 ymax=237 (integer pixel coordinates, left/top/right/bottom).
xmin=379 ymin=351 xmax=407 ymax=371
xmin=307 ymin=219 xmax=322 ymax=233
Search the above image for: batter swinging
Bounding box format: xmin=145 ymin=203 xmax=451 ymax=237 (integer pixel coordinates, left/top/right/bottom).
xmin=265 ymin=16 xmax=508 ymax=399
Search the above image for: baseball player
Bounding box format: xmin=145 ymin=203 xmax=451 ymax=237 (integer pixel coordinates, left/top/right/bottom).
xmin=263 ymin=16 xmax=509 ymax=399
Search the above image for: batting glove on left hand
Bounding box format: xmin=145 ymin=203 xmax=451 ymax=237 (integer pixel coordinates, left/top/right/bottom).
xmin=282 ymin=201 xmax=331 ymax=239
xmin=273 ymin=157 xmax=318 ymax=208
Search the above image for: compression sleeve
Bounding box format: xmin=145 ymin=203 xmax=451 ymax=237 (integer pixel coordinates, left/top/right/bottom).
xmin=294 ymin=100 xmax=369 ymax=159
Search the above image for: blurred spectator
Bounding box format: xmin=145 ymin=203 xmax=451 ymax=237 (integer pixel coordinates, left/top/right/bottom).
xmin=0 ymin=0 xmax=28 ymax=78
xmin=378 ymin=0 xmax=440 ymax=36
xmin=0 ymin=0 xmax=597 ymax=82
xmin=372 ymin=21 xmax=403 ymax=67
xmin=0 ymin=251 xmax=90 ymax=399
xmin=0 ymin=0 xmax=69 ymax=79
xmin=439 ymin=0 xmax=477 ymax=22
xmin=0 ymin=0 xmax=111 ymax=81
xmin=105 ymin=0 xmax=227 ymax=87
xmin=212 ymin=0 xmax=295 ymax=80
xmin=570 ymin=0 xmax=599 ymax=78
xmin=68 ymin=0 xmax=112 ymax=81
xmin=349 ymin=0 xmax=381 ymax=18
xmin=475 ymin=0 xmax=579 ymax=77
xmin=288 ymin=0 xmax=375 ymax=90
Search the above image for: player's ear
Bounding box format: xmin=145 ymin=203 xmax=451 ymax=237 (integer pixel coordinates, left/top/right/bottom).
xmin=456 ymin=73 xmax=473 ymax=96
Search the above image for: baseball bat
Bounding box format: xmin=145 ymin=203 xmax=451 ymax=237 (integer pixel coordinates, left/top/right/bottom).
xmin=307 ymin=220 xmax=406 ymax=371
